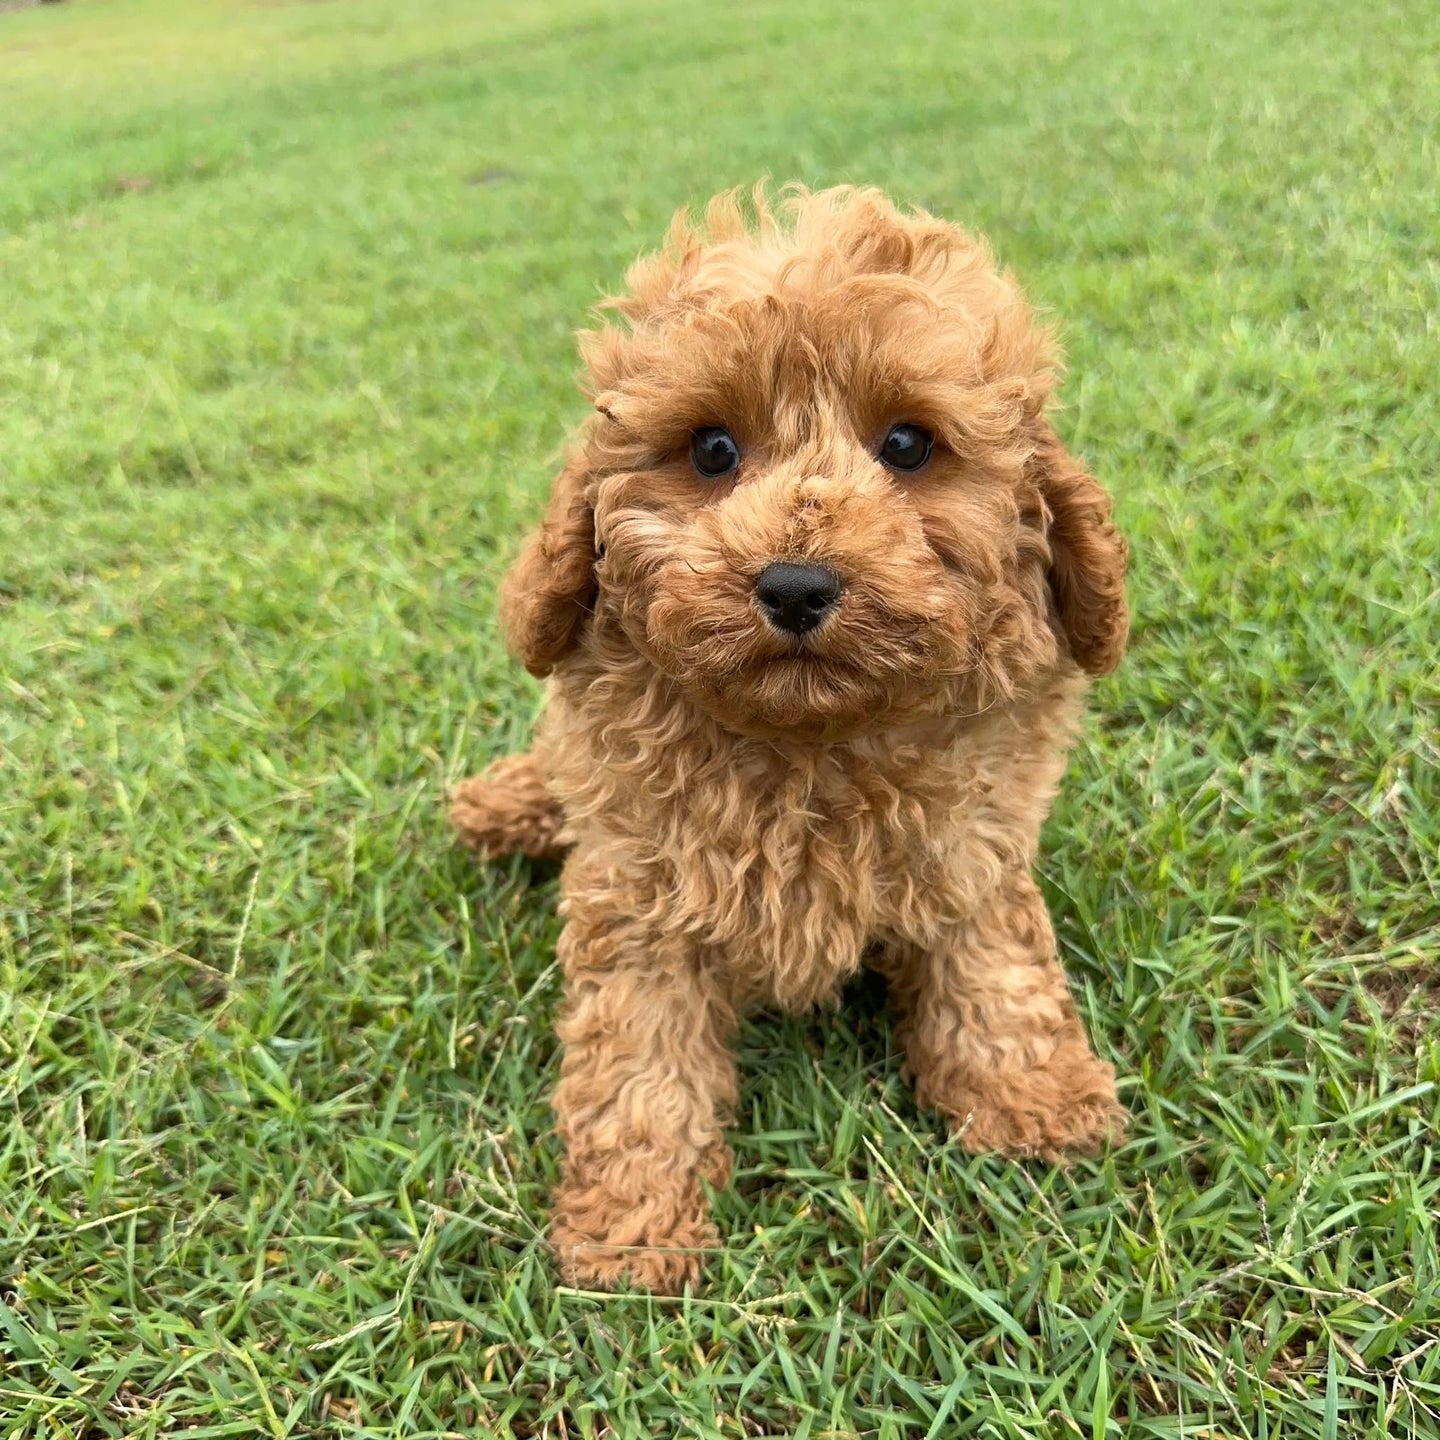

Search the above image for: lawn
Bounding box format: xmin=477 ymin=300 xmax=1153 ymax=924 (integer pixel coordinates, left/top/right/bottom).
xmin=2 ymin=0 xmax=1438 ymax=1435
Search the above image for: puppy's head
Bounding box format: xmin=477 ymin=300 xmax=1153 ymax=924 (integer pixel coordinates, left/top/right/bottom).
xmin=502 ymin=186 xmax=1128 ymax=739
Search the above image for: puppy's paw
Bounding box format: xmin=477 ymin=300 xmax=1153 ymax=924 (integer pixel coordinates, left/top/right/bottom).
xmin=553 ymin=1234 xmax=709 ymax=1294
xmin=448 ymin=754 xmax=566 ymax=861
xmin=551 ymin=1190 xmax=716 ymax=1294
xmin=447 ymin=776 xmax=517 ymax=860
xmin=936 ymin=1037 xmax=1126 ymax=1162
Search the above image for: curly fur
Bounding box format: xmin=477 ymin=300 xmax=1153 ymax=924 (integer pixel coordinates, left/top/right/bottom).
xmin=449 ymin=185 xmax=1130 ymax=1292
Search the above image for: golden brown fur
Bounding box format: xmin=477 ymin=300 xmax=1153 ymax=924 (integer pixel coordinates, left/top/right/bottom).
xmin=449 ymin=186 xmax=1130 ymax=1292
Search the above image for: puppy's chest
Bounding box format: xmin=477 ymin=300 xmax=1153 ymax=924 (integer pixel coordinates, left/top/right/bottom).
xmin=660 ymin=753 xmax=984 ymax=1010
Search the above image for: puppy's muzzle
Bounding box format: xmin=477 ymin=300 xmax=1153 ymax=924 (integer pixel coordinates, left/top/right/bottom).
xmin=755 ymin=562 xmax=842 ymax=635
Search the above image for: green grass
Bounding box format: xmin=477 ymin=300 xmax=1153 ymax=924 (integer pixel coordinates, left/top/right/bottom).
xmin=2 ymin=0 xmax=1438 ymax=1434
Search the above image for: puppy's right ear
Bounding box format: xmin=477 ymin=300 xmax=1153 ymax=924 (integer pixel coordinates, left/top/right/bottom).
xmin=498 ymin=455 xmax=597 ymax=676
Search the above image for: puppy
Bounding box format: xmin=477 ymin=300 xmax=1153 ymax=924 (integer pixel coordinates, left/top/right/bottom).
xmin=450 ymin=186 xmax=1129 ymax=1292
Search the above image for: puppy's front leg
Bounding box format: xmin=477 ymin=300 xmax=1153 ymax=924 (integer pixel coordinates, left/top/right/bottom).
xmin=881 ymin=872 xmax=1124 ymax=1160
xmin=549 ymin=867 xmax=737 ymax=1292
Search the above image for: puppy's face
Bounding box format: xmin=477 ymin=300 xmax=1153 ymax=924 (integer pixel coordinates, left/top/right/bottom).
xmin=587 ymin=300 xmax=1055 ymax=739
xmin=502 ymin=189 xmax=1129 ymax=739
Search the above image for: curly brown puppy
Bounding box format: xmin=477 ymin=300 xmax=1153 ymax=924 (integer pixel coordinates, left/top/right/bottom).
xmin=450 ymin=185 xmax=1130 ymax=1293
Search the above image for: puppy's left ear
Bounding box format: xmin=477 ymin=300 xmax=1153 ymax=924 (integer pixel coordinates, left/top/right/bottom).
xmin=498 ymin=454 xmax=597 ymax=677
xmin=1029 ymin=416 xmax=1130 ymax=676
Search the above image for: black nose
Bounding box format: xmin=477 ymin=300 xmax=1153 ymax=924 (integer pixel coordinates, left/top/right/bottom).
xmin=754 ymin=562 xmax=842 ymax=635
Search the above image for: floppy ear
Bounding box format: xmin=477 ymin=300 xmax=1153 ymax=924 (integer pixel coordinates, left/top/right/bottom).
xmin=498 ymin=455 xmax=597 ymax=676
xmin=1029 ymin=416 xmax=1130 ymax=676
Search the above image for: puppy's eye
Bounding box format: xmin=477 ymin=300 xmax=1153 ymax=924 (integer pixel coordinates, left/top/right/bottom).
xmin=879 ymin=423 xmax=933 ymax=472
xmin=690 ymin=426 xmax=741 ymax=478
